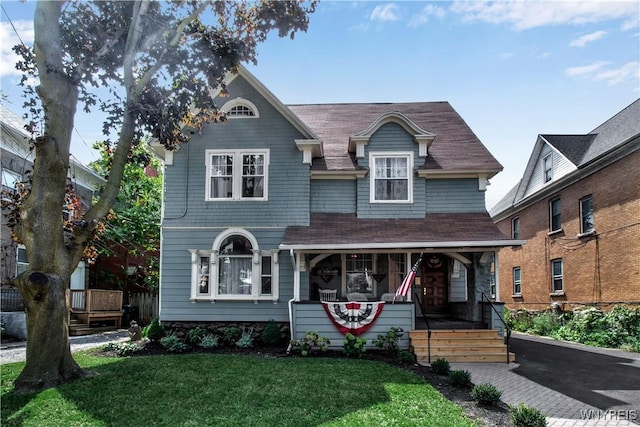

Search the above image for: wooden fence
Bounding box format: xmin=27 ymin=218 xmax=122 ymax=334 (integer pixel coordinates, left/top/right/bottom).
xmin=129 ymin=293 xmax=159 ymax=324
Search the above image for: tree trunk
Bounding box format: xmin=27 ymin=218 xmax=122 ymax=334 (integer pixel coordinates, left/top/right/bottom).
xmin=13 ymin=273 xmax=84 ymax=394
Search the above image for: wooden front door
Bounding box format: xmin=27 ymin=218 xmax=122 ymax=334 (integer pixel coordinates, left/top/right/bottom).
xmin=421 ymin=255 xmax=448 ymax=313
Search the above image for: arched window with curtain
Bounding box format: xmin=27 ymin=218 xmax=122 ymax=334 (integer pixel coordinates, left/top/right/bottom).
xmin=218 ymin=234 xmax=253 ymax=295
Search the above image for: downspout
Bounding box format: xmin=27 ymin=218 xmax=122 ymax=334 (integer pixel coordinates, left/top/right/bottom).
xmin=286 ymin=249 xmax=298 ymax=354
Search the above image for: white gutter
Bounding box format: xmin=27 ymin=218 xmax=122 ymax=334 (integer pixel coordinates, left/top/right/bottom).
xmin=286 ymin=249 xmax=299 ymax=354
xmin=279 ymin=239 xmax=526 ymax=251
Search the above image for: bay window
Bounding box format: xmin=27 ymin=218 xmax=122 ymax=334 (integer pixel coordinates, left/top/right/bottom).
xmin=190 ymin=229 xmax=278 ymax=302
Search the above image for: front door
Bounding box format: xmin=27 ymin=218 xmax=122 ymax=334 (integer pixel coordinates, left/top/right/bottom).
xmin=421 ymin=255 xmax=448 ymax=313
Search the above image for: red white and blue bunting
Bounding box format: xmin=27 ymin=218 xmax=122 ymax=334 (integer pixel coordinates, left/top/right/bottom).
xmin=322 ymin=301 xmax=385 ymax=335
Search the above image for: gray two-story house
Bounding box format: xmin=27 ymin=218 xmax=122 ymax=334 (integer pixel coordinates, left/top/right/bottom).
xmin=157 ymin=66 xmax=522 ymax=359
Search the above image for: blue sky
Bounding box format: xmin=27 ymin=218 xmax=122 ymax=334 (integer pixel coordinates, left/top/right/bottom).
xmin=1 ymin=1 xmax=639 ymax=209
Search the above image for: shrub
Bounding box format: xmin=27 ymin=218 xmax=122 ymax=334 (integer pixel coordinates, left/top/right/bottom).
xmin=187 ymin=326 xmax=207 ymax=345
xmin=103 ymin=341 xmax=143 ymax=357
xmin=199 ymin=334 xmax=220 ymax=349
xmin=236 ymin=327 xmax=254 ymax=348
xmin=224 ymin=326 xmax=242 ymax=344
xmin=449 ymin=369 xmax=472 ymax=387
xmin=398 ymin=350 xmax=416 ymax=364
xmin=160 ymin=334 xmax=190 ymax=353
xmin=529 ymin=312 xmax=561 ymax=336
xmin=471 ymin=383 xmax=502 ymax=406
xmin=372 ymin=327 xmax=404 ymax=354
xmin=431 ymin=358 xmax=450 ymax=375
xmin=142 ymin=318 xmax=166 ymax=342
xmin=289 ymin=331 xmax=330 ymax=356
xmin=510 ymin=403 xmax=547 ymax=427
xmin=343 ymin=333 xmax=366 ymax=358
xmin=261 ymin=319 xmax=282 ymax=345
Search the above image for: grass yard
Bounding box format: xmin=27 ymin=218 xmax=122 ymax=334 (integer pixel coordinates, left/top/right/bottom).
xmin=1 ymin=352 xmax=477 ymax=426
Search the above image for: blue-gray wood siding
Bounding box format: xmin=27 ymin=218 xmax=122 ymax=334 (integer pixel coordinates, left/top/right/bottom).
xmin=425 ymin=179 xmax=486 ymax=213
xmin=356 ymin=123 xmax=426 ymax=219
xmin=160 ymin=228 xmax=293 ymax=322
xmin=163 ymin=76 xmax=310 ymax=228
xmin=291 ymin=302 xmax=415 ymax=349
xmin=310 ymin=180 xmax=356 ymax=213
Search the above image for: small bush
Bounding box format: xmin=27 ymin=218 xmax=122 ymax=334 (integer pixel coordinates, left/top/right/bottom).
xmin=199 ymin=334 xmax=220 ymax=349
xmin=372 ymin=327 xmax=404 ymax=354
xmin=398 ymin=350 xmax=416 ymax=364
xmin=289 ymin=331 xmax=330 ymax=356
xmin=510 ymin=403 xmax=547 ymax=427
xmin=102 ymin=341 xmax=143 ymax=357
xmin=449 ymin=369 xmax=472 ymax=387
xmin=187 ymin=326 xmax=207 ymax=345
xmin=224 ymin=326 xmax=242 ymax=344
xmin=160 ymin=334 xmax=190 ymax=353
xmin=471 ymin=383 xmax=502 ymax=406
xmin=431 ymin=358 xmax=450 ymax=375
xmin=261 ymin=319 xmax=282 ymax=345
xmin=343 ymin=333 xmax=366 ymax=358
xmin=142 ymin=318 xmax=166 ymax=342
xmin=236 ymin=327 xmax=254 ymax=348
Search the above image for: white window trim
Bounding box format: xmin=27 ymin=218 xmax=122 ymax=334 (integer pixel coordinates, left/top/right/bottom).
xmin=369 ymin=151 xmax=413 ymax=204
xmin=579 ymin=195 xmax=594 ymax=234
xmin=189 ymin=228 xmax=279 ymax=303
xmin=205 ymin=149 xmax=269 ymax=201
xmin=512 ymin=267 xmax=522 ymax=296
xmin=220 ymin=97 xmax=260 ymax=119
xmin=511 ymin=217 xmax=520 ymax=239
xmin=551 ymin=259 xmax=563 ymax=294
xmin=549 ymin=197 xmax=562 ymax=233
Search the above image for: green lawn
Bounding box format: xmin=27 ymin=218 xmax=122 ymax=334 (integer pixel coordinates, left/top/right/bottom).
xmin=2 ymin=353 xmax=477 ymax=426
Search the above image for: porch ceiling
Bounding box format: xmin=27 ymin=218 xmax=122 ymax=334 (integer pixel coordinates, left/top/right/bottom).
xmin=280 ymin=213 xmax=524 ymax=251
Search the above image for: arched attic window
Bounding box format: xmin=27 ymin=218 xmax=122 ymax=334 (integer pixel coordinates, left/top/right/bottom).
xmin=221 ymin=98 xmax=259 ymax=119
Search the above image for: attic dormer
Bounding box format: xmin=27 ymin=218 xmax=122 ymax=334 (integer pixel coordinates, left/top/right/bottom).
xmin=348 ymin=111 xmax=436 ymax=158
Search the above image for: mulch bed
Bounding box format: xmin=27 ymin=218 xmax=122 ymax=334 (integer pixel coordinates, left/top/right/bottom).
xmin=97 ymin=340 xmax=513 ymax=426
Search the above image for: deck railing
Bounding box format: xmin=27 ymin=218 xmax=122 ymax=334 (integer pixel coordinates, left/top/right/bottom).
xmin=68 ymin=289 xmax=123 ymax=312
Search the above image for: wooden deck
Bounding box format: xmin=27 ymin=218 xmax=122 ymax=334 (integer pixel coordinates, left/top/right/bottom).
xmin=67 ymin=290 xmax=123 ymax=335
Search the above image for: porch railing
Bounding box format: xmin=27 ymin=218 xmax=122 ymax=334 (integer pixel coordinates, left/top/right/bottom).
xmin=481 ymin=292 xmax=512 ymax=364
xmin=413 ymin=291 xmax=432 ymax=364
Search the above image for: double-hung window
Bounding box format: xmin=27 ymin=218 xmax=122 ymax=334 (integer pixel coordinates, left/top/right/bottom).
xmin=370 ymin=152 xmax=412 ymax=203
xmin=206 ymin=150 xmax=268 ymax=201
xmin=543 ymin=155 xmax=553 ymax=183
xmin=549 ymin=198 xmax=562 ymax=233
xmin=551 ymin=259 xmax=563 ymax=293
xmin=580 ymin=195 xmax=594 ymax=234
xmin=512 ymin=267 xmax=522 ymax=296
xmin=511 ymin=217 xmax=520 ymax=239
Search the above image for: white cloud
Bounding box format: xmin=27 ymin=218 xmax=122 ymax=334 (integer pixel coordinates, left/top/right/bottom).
xmin=565 ymin=61 xmax=609 ymax=77
xmin=450 ymin=0 xmax=639 ymax=30
xmin=565 ymin=60 xmax=639 ymax=86
xmin=370 ymin=3 xmax=401 ymax=22
xmin=0 ymin=20 xmax=34 ymax=77
xmin=595 ymin=61 xmax=640 ymax=86
xmin=408 ymin=4 xmax=446 ymax=28
xmin=570 ymin=30 xmax=608 ymax=47
xmin=500 ymin=52 xmax=515 ymax=60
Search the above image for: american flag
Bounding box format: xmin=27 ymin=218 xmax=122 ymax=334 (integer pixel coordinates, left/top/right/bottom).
xmin=394 ymin=254 xmax=423 ymax=302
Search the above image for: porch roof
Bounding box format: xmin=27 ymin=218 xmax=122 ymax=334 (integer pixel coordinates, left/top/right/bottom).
xmin=280 ymin=213 xmax=525 ymax=251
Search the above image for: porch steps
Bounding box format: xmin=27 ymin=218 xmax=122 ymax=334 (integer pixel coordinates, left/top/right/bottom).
xmin=410 ymin=329 xmax=516 ymax=363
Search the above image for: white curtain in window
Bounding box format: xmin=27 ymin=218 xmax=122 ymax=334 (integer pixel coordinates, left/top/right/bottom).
xmin=374 ymin=157 xmax=408 ymax=200
xmin=218 ymin=257 xmax=252 ymax=295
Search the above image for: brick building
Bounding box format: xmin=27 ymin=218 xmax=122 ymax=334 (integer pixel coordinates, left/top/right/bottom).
xmin=490 ymin=99 xmax=640 ymax=311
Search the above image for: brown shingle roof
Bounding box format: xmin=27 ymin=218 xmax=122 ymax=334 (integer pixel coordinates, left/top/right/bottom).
xmin=287 ymin=102 xmax=502 ymax=174
xmin=281 ymin=213 xmax=511 ymax=249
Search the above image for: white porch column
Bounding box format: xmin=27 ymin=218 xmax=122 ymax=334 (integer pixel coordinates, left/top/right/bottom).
xmin=291 ymin=250 xmax=301 ymax=302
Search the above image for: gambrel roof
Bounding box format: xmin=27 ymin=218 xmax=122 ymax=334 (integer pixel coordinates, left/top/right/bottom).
xmin=491 ymin=98 xmax=640 ymax=219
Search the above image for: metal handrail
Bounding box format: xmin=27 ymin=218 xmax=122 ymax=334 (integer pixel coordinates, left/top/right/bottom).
xmin=413 ymin=291 xmax=432 ymax=364
xmin=481 ymin=292 xmax=512 ymax=363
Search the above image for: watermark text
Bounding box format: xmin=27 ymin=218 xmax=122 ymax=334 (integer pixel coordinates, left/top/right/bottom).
xmin=580 ymin=409 xmax=637 ymax=421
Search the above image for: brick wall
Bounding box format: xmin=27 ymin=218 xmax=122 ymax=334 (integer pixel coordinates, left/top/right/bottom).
xmin=496 ymin=149 xmax=640 ymax=311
